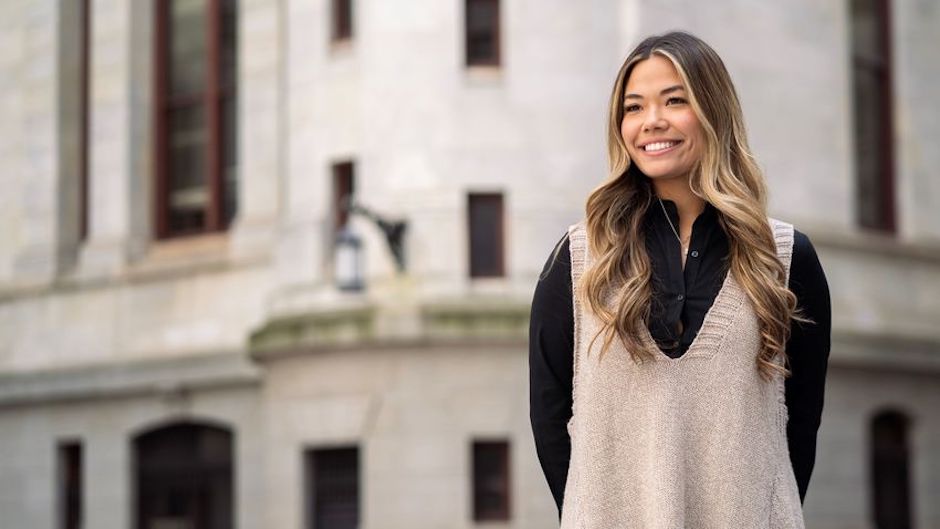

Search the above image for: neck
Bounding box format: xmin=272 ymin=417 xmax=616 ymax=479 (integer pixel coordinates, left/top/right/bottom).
xmin=651 ymin=178 xmax=706 ymax=228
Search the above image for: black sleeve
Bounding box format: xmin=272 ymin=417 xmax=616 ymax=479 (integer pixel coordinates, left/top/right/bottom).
xmin=784 ymin=229 xmax=832 ymax=504
xmin=528 ymin=235 xmax=575 ymax=520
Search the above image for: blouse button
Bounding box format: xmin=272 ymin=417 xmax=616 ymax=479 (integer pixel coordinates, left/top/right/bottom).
xmin=677 ymin=294 xmax=685 ymax=301
xmin=690 ymin=250 xmax=699 ymax=258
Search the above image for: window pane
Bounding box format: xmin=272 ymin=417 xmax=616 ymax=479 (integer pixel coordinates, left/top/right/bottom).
xmin=853 ymin=67 xmax=887 ymax=229
xmin=851 ymin=0 xmax=884 ymax=64
xmin=871 ymin=412 xmax=912 ymax=529
xmin=169 ymin=0 xmax=207 ymax=97
xmin=222 ymin=94 xmax=238 ymax=225
xmin=332 ymin=0 xmax=353 ymax=41
xmin=469 ymin=193 xmax=504 ymax=277
xmin=472 ymin=441 xmax=510 ymax=521
xmin=332 ymin=161 xmax=355 ymax=232
xmin=466 ymin=0 xmax=499 ymax=65
xmin=850 ymin=0 xmax=894 ymax=231
xmin=307 ymin=447 xmax=359 ymax=529
xmin=221 ymin=0 xmax=237 ymax=89
xmin=57 ymin=442 xmax=82 ymax=529
xmin=168 ymin=104 xmax=208 ymax=232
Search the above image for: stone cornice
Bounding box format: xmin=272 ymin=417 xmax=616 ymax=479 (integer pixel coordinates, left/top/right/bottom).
xmin=0 ymin=352 xmax=260 ymax=408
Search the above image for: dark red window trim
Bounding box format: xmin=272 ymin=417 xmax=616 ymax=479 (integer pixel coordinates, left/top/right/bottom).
xmin=154 ymin=0 xmax=236 ymax=239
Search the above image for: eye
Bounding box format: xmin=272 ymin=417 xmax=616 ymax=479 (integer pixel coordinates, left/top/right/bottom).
xmin=623 ymin=103 xmax=641 ymax=113
xmin=666 ymin=96 xmax=688 ymax=106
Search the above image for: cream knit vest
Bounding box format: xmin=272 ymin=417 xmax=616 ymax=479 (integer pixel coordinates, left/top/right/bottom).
xmin=561 ymin=218 xmax=805 ymax=529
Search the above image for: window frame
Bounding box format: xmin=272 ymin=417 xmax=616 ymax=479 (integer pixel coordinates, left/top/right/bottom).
xmin=870 ymin=410 xmax=913 ymax=529
xmin=304 ymin=445 xmax=361 ymax=529
xmin=467 ymin=192 xmax=506 ymax=278
xmin=331 ymin=0 xmax=353 ymax=42
xmin=850 ymin=0 xmax=896 ymax=233
xmin=57 ymin=441 xmax=83 ymax=529
xmin=465 ymin=0 xmax=501 ymax=67
xmin=471 ymin=439 xmax=511 ymax=521
xmin=153 ymin=0 xmax=237 ymax=239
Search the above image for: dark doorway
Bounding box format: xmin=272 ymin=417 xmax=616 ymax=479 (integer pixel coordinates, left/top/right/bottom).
xmin=135 ymin=422 xmax=234 ymax=529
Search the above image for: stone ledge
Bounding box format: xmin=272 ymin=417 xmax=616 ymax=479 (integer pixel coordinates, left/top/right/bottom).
xmin=832 ymin=329 xmax=940 ymax=373
xmin=0 ymin=352 xmax=260 ymax=408
xmin=248 ymin=299 xmax=531 ymax=360
xmin=249 ymin=305 xmax=379 ymax=357
xmin=420 ymin=300 xmax=530 ymax=341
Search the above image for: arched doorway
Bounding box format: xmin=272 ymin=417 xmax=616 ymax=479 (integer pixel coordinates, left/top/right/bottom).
xmin=134 ymin=421 xmax=234 ymax=529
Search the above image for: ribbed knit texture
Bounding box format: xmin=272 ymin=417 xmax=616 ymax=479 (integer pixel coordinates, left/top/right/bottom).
xmin=561 ymin=218 xmax=805 ymax=529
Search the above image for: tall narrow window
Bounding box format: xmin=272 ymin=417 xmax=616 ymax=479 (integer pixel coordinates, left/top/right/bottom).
xmin=79 ymin=0 xmax=91 ymax=242
xmin=57 ymin=441 xmax=82 ymax=529
xmin=870 ymin=410 xmax=912 ymax=529
xmin=155 ymin=0 xmax=238 ymax=239
xmin=135 ymin=422 xmax=234 ymax=529
xmin=468 ymin=193 xmax=504 ymax=278
xmin=465 ymin=0 xmax=500 ymax=66
xmin=305 ymin=446 xmax=360 ymax=529
xmin=332 ymin=161 xmax=355 ymax=234
xmin=850 ymin=0 xmax=895 ymax=232
xmin=472 ymin=440 xmax=511 ymax=521
xmin=331 ymin=0 xmax=353 ymax=42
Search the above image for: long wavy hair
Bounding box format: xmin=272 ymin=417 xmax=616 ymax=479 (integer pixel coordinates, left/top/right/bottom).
xmin=578 ymin=31 xmax=811 ymax=381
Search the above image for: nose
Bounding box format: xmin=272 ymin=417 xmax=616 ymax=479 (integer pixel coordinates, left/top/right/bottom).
xmin=642 ymin=106 xmax=667 ymax=132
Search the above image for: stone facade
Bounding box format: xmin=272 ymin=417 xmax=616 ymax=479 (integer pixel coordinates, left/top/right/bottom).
xmin=0 ymin=0 xmax=938 ymax=528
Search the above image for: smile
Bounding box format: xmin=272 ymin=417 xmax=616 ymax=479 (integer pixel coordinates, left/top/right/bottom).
xmin=641 ymin=140 xmax=682 ymax=154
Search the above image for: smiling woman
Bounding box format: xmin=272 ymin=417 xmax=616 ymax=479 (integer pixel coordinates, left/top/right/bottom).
xmin=620 ymin=56 xmax=704 ymax=185
xmin=528 ymin=31 xmax=831 ymax=529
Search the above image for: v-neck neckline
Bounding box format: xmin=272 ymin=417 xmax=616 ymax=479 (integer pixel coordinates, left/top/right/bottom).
xmin=639 ymin=266 xmax=744 ymax=362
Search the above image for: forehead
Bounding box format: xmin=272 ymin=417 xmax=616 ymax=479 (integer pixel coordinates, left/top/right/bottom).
xmin=624 ymin=54 xmax=685 ymax=94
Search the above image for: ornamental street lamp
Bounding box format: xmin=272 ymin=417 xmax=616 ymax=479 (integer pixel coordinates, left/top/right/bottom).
xmin=333 ymin=198 xmax=408 ymax=291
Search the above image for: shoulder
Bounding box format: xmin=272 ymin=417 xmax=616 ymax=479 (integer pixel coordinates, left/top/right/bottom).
xmin=537 ymin=232 xmax=571 ymax=282
xmin=791 ymin=229 xmax=821 ymax=273
xmin=789 ymin=228 xmax=828 ymax=294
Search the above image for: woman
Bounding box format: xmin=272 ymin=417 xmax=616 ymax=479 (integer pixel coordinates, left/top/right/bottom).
xmin=528 ymin=31 xmax=831 ymax=528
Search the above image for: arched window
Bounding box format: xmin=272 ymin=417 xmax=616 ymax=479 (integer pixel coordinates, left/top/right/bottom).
xmin=134 ymin=421 xmax=234 ymax=529
xmin=870 ymin=409 xmax=912 ymax=529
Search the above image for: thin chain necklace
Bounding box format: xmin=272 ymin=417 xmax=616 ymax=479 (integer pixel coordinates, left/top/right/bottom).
xmin=657 ymin=197 xmax=690 ymax=256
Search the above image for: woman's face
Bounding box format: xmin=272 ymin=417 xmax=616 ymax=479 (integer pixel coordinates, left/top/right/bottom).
xmin=620 ymin=55 xmax=705 ymax=183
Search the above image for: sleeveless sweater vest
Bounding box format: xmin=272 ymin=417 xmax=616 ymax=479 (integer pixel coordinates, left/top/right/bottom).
xmin=561 ymin=218 xmax=805 ymax=529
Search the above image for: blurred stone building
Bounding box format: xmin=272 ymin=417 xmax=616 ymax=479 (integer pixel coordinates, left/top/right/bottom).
xmin=0 ymin=0 xmax=938 ymax=528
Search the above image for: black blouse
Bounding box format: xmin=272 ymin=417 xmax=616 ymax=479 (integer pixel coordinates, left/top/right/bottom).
xmin=528 ymin=199 xmax=831 ymax=517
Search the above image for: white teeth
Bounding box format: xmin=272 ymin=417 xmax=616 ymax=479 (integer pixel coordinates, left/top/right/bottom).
xmin=643 ymin=141 xmax=678 ymax=152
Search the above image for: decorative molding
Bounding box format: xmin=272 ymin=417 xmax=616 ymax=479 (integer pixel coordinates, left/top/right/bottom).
xmin=0 ymin=352 xmax=260 ymax=408
xmin=832 ymin=328 xmax=940 ymax=373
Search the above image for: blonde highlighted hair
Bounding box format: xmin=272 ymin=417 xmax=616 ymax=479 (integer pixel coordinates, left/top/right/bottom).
xmin=579 ymin=31 xmax=811 ymax=381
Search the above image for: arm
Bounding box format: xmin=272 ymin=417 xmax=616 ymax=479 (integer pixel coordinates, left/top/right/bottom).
xmin=528 ymin=236 xmax=575 ymax=519
xmin=784 ymin=229 xmax=832 ymax=504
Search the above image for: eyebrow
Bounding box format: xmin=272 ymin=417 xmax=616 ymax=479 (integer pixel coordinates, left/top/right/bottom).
xmin=623 ymin=85 xmax=685 ymax=101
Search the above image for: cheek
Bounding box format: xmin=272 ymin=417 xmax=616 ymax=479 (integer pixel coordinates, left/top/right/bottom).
xmin=678 ymin=113 xmax=705 ymax=142
xmin=620 ymin=118 xmax=638 ymax=150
